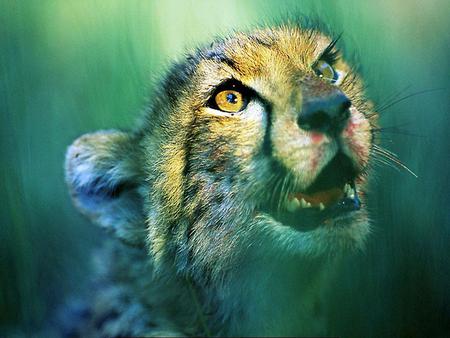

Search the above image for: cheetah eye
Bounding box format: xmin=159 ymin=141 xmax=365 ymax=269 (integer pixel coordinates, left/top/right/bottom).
xmin=214 ymin=90 xmax=245 ymax=113
xmin=313 ymin=60 xmax=339 ymax=84
xmin=207 ymin=80 xmax=251 ymax=114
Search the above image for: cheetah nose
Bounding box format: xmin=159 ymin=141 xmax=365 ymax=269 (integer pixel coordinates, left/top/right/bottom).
xmin=297 ymin=91 xmax=351 ymax=134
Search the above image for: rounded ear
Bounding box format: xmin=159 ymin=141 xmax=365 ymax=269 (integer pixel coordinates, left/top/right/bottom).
xmin=65 ymin=130 xmax=146 ymax=246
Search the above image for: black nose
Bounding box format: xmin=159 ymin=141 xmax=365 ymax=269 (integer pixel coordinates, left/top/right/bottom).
xmin=298 ymin=92 xmax=351 ymax=134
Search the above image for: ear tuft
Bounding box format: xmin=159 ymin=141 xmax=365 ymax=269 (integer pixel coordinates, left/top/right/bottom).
xmin=65 ymin=130 xmax=146 ymax=246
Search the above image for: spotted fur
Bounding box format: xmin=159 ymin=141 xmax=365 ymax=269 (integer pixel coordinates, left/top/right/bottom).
xmin=65 ymin=23 xmax=377 ymax=336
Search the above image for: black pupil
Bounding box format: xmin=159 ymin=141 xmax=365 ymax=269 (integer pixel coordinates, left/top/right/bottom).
xmin=226 ymin=93 xmax=238 ymax=104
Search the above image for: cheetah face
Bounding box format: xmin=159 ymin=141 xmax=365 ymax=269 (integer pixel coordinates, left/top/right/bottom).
xmin=184 ymin=27 xmax=377 ymax=253
xmin=65 ymin=25 xmax=378 ymax=263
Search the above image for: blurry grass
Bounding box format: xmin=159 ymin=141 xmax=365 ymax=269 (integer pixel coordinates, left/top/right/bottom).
xmin=1 ymin=0 xmax=449 ymax=336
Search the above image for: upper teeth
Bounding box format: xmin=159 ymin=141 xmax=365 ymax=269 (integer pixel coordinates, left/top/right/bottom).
xmin=344 ymin=183 xmax=351 ymax=194
xmin=300 ymin=198 xmax=311 ymax=208
xmin=286 ymin=197 xmax=301 ymax=212
xmin=344 ymin=183 xmax=355 ymax=199
xmin=286 ymin=197 xmax=313 ymax=212
xmin=285 ymin=183 xmax=358 ymax=213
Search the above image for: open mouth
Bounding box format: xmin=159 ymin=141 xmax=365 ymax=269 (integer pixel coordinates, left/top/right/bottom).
xmin=270 ymin=152 xmax=362 ymax=231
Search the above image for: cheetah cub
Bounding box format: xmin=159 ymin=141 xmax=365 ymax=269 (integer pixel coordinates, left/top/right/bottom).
xmin=65 ymin=23 xmax=377 ymax=336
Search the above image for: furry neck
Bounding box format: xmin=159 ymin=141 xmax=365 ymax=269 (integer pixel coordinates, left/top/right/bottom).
xmin=216 ymin=253 xmax=338 ymax=336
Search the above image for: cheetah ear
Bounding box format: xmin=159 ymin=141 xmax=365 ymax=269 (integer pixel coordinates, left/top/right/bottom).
xmin=65 ymin=130 xmax=146 ymax=246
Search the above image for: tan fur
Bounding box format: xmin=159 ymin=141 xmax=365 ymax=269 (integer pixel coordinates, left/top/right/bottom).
xmin=65 ymin=23 xmax=378 ymax=336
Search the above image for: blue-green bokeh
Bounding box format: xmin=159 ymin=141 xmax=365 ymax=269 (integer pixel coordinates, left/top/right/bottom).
xmin=1 ymin=1 xmax=449 ymax=336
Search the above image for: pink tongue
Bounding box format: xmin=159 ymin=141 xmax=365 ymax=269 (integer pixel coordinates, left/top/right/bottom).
xmin=292 ymin=187 xmax=344 ymax=207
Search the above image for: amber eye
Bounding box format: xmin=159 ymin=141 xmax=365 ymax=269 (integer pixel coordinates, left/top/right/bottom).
xmin=214 ymin=90 xmax=245 ymax=113
xmin=314 ymin=60 xmax=339 ymax=83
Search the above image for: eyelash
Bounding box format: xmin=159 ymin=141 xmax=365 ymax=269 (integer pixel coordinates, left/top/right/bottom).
xmin=321 ymin=48 xmax=340 ymax=65
xmin=319 ymin=36 xmax=341 ymax=65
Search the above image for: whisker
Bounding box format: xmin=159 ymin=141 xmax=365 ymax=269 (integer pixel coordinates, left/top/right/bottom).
xmin=279 ymin=174 xmax=291 ymax=211
xmin=372 ymin=137 xmax=394 ymax=143
xmin=271 ymin=174 xmax=283 ymax=208
xmin=372 ymin=122 xmax=411 ymax=131
xmin=376 ymin=88 xmax=445 ymax=113
xmin=372 ymin=152 xmax=405 ymax=173
xmin=372 ymin=145 xmax=418 ymax=178
xmin=373 ymin=145 xmax=401 ymax=159
xmin=372 ymin=127 xmax=424 ymax=137
xmin=371 ymin=155 xmax=402 ymax=173
xmin=374 ymin=85 xmax=412 ymax=112
xmin=376 ymin=85 xmax=411 ymax=111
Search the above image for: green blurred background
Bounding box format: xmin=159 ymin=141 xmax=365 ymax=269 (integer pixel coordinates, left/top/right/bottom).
xmin=1 ymin=0 xmax=449 ymax=337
